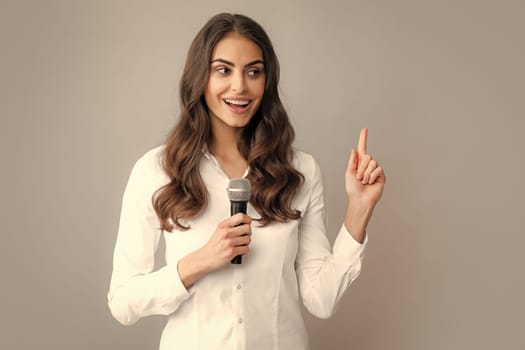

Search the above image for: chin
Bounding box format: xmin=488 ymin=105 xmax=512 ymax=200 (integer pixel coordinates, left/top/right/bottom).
xmin=226 ymin=117 xmax=253 ymax=128
xmin=217 ymin=110 xmax=257 ymax=128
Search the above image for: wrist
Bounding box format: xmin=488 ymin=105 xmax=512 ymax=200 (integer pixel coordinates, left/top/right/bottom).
xmin=347 ymin=196 xmax=375 ymax=211
xmin=177 ymin=248 xmax=210 ymax=289
xmin=344 ymin=202 xmax=375 ymax=244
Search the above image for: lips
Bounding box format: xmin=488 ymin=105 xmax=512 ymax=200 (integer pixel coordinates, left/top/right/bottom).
xmin=224 ymin=98 xmax=251 ymax=106
xmin=223 ymin=98 xmax=252 ymax=114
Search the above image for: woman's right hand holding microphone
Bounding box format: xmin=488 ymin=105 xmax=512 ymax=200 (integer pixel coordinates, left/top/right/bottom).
xmin=177 ymin=213 xmax=252 ymax=288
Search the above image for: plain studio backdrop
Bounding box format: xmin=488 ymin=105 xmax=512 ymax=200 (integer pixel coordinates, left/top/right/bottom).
xmin=1 ymin=0 xmax=523 ymax=349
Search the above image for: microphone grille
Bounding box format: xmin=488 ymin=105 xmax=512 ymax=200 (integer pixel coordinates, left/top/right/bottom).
xmin=227 ymin=178 xmax=251 ymax=202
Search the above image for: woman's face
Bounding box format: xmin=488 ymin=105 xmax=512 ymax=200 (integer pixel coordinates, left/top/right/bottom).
xmin=204 ymin=32 xmax=265 ymax=131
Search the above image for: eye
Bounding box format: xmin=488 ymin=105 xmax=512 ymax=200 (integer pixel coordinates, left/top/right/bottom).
xmin=247 ymin=68 xmax=263 ymax=77
xmin=215 ymin=66 xmax=230 ymax=74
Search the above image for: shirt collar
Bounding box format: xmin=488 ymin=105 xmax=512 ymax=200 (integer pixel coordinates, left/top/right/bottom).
xmin=201 ymin=143 xmax=250 ymax=178
xmin=201 ymin=144 xmax=212 ymax=160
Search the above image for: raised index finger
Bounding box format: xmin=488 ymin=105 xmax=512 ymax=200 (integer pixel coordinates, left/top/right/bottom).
xmin=358 ymin=127 xmax=368 ymax=155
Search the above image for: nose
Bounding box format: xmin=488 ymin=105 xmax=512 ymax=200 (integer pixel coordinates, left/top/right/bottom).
xmin=231 ymin=71 xmax=246 ymax=93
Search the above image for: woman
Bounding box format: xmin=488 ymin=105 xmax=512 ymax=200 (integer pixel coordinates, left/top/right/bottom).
xmin=108 ymin=13 xmax=385 ymax=350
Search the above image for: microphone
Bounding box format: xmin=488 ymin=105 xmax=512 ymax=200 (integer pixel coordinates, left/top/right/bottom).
xmin=227 ymin=178 xmax=251 ymax=264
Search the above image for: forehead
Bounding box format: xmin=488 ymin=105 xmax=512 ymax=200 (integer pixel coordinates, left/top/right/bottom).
xmin=211 ymin=32 xmax=263 ymax=63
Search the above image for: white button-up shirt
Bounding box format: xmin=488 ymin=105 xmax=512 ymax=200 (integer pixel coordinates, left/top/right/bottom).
xmin=108 ymin=145 xmax=368 ymax=350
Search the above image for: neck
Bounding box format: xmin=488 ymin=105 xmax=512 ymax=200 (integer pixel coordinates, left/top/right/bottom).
xmin=208 ymin=119 xmax=243 ymax=159
xmin=208 ymin=119 xmax=248 ymax=179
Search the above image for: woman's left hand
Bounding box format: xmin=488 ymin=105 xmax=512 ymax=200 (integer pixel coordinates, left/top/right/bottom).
xmin=345 ymin=128 xmax=386 ymax=209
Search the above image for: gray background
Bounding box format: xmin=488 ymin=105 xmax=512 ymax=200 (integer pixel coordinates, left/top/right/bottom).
xmin=1 ymin=0 xmax=524 ymax=349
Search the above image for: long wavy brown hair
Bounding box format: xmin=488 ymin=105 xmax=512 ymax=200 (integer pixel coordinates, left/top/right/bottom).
xmin=153 ymin=13 xmax=304 ymax=231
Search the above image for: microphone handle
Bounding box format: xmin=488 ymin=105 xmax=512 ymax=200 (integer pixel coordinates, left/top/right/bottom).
xmin=230 ymin=201 xmax=248 ymax=264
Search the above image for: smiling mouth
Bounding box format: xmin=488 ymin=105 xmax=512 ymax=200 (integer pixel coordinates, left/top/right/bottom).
xmin=223 ymin=99 xmax=253 ymax=114
xmin=223 ymin=99 xmax=252 ymax=107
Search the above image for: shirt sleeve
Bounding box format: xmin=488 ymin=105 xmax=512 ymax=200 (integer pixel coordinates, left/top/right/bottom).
xmin=107 ymin=152 xmax=194 ymax=326
xmin=295 ymin=155 xmax=368 ymax=319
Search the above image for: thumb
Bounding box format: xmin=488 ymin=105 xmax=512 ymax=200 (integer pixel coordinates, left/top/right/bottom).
xmin=347 ymin=148 xmax=358 ymax=175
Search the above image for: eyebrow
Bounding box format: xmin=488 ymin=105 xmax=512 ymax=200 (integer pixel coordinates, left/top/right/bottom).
xmin=210 ymin=58 xmax=264 ymax=67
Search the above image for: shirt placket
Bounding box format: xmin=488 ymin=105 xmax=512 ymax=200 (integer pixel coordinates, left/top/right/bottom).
xmin=232 ymin=265 xmax=246 ymax=350
xmin=204 ymin=150 xmax=248 ymax=349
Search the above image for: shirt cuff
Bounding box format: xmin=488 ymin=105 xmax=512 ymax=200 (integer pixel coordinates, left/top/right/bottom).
xmin=155 ymin=263 xmax=195 ymax=311
xmin=332 ymin=224 xmax=368 ymax=264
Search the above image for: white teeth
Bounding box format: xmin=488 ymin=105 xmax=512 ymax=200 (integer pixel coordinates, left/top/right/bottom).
xmin=225 ymin=99 xmax=250 ymax=106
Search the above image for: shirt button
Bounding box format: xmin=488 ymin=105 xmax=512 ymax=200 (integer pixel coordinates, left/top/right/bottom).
xmin=236 ymin=284 xmax=242 ymax=290
xmin=238 ymin=317 xmax=243 ymax=324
